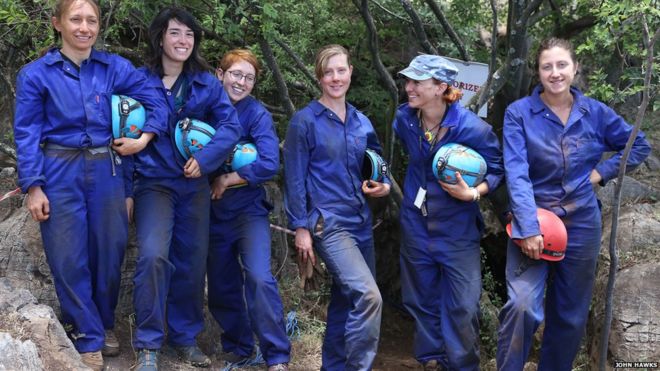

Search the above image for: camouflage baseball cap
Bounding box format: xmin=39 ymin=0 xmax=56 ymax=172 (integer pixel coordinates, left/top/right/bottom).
xmin=399 ymin=54 xmax=459 ymax=84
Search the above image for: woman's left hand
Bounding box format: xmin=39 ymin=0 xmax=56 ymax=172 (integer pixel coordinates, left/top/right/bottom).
xmin=362 ymin=180 xmax=391 ymax=198
xmin=184 ymin=157 xmax=202 ymax=178
xmin=439 ymin=172 xmax=474 ymax=202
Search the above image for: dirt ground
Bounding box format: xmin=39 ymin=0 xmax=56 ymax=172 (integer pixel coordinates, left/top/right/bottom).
xmin=104 ymin=305 xmax=419 ymax=371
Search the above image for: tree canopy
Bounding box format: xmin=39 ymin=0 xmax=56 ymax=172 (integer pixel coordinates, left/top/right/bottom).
xmin=0 ymin=0 xmax=657 ymax=153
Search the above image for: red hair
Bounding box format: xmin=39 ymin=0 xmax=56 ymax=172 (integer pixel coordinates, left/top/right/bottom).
xmin=220 ymin=49 xmax=261 ymax=76
xmin=442 ymin=86 xmax=463 ymax=104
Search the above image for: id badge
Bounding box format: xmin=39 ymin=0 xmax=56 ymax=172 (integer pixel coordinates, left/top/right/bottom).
xmin=414 ymin=187 xmax=426 ymax=209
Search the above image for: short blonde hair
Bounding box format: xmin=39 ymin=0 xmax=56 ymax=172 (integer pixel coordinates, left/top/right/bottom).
xmin=314 ymin=44 xmax=351 ymax=80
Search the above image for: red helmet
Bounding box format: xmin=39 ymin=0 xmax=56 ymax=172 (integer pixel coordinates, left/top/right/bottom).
xmin=506 ymin=208 xmax=568 ymax=261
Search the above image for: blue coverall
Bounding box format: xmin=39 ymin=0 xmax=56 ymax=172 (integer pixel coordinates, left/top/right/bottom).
xmin=497 ymin=86 xmax=651 ymax=371
xmin=13 ymin=48 xmax=167 ymax=353
xmin=284 ymin=101 xmax=388 ymax=371
xmin=131 ymin=69 xmax=241 ymax=350
xmin=207 ymin=96 xmax=291 ymax=366
xmin=393 ymin=102 xmax=503 ymax=370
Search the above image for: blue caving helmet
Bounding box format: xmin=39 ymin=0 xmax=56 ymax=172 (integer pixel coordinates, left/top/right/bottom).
xmin=432 ymin=143 xmax=487 ymax=187
xmin=362 ymin=149 xmax=388 ymax=182
xmin=174 ymin=118 xmax=216 ymax=160
xmin=111 ymin=95 xmax=145 ymax=139
xmin=224 ymin=142 xmax=258 ymax=172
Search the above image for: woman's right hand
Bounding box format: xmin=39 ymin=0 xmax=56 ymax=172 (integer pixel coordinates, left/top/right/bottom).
xmin=519 ymin=234 xmax=544 ymax=260
xmin=295 ymin=228 xmax=316 ymax=267
xmin=27 ymin=186 xmax=50 ymax=222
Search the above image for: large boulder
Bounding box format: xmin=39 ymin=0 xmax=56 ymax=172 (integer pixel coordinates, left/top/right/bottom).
xmin=588 ymin=203 xmax=660 ymax=367
xmin=597 ymin=175 xmax=658 ymax=209
xmin=0 ymin=278 xmax=89 ymax=370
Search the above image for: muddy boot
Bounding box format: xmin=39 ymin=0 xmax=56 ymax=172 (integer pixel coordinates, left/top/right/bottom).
xmin=102 ymin=329 xmax=120 ymax=357
xmin=80 ymin=350 xmax=104 ymax=371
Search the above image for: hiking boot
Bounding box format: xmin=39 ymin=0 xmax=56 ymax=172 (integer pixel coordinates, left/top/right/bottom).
xmin=133 ymin=349 xmax=159 ymax=371
xmin=102 ymin=329 xmax=120 ymax=357
xmin=268 ymin=363 xmax=289 ymax=371
xmin=80 ymin=350 xmax=104 ymax=371
xmin=423 ymin=359 xmax=440 ymax=371
xmin=168 ymin=344 xmax=211 ymax=368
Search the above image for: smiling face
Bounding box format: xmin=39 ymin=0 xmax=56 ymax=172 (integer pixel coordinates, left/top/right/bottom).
xmin=52 ymin=0 xmax=99 ymax=58
xmin=161 ymin=19 xmax=194 ymax=66
xmin=404 ymin=78 xmax=446 ymax=110
xmin=538 ymin=46 xmax=578 ymax=98
xmin=219 ymin=59 xmax=256 ymax=104
xmin=319 ymin=53 xmax=352 ymax=101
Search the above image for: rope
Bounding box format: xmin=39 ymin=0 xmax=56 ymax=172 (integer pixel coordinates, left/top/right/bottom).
xmin=219 ymin=311 xmax=299 ymax=370
xmin=0 ymin=187 xmax=21 ymax=202
xmin=285 ymin=311 xmax=300 ymax=340
xmin=220 ymin=348 xmax=265 ymax=371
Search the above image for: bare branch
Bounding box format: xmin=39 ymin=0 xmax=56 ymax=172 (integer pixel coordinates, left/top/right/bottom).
xmin=259 ymin=36 xmax=296 ymax=119
xmin=468 ymin=0 xmax=498 ymax=112
xmin=599 ymin=20 xmax=657 ymax=371
xmin=424 ymin=0 xmax=470 ymax=61
xmin=353 ymin=0 xmax=398 ymax=166
xmin=273 ymin=38 xmax=320 ymax=92
xmin=369 ymin=0 xmax=416 ymax=24
xmin=400 ymin=0 xmax=438 ymax=55
xmin=470 ymin=0 xmax=543 ymax=107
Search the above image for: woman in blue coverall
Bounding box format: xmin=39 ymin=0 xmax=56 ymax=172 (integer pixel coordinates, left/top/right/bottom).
xmin=130 ymin=7 xmax=241 ymax=371
xmin=394 ymin=55 xmax=503 ymax=371
xmin=208 ymin=49 xmax=291 ymax=371
xmin=283 ymin=44 xmax=391 ymax=371
xmin=497 ymin=38 xmax=650 ymax=371
xmin=13 ymin=0 xmax=167 ymax=370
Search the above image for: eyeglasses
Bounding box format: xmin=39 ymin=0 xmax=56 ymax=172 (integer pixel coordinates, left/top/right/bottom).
xmin=227 ymin=70 xmax=256 ymax=83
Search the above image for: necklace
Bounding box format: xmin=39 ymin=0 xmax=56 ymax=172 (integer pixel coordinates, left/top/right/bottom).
xmin=420 ymin=114 xmax=441 ymax=144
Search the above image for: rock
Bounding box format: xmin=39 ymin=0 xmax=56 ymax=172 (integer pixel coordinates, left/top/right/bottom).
xmin=600 ymin=203 xmax=660 ymax=265
xmin=0 ymin=278 xmax=90 ymax=371
xmin=597 ymin=176 xmax=658 ymax=209
xmin=608 ymin=263 xmax=660 ymax=362
xmin=589 ymin=203 xmax=660 ymax=368
xmin=590 ymin=263 xmax=660 ymax=367
xmin=0 ymin=332 xmax=43 ymax=371
xmin=0 ymin=200 xmax=58 ymax=311
xmin=644 ymin=152 xmax=660 ymax=172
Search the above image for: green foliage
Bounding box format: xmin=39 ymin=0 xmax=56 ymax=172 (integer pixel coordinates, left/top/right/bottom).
xmin=574 ymin=0 xmax=659 ymax=106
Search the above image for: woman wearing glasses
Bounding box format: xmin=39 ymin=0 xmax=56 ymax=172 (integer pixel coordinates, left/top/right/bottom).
xmin=207 ymin=49 xmax=290 ymax=371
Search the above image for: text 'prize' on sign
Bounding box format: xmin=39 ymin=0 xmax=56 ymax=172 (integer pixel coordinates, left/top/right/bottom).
xmin=443 ymin=56 xmax=489 ymax=118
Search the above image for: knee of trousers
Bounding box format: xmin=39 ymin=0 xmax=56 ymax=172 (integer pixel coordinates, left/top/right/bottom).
xmin=135 ymin=252 xmax=174 ymax=282
xmin=357 ymin=282 xmax=383 ymax=315
xmin=499 ymin=294 xmax=544 ymax=326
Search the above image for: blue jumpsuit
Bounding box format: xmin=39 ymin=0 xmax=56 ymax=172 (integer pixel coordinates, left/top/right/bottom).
xmin=207 ymin=96 xmax=291 ymax=366
xmin=131 ymin=69 xmax=241 ymax=350
xmin=497 ymin=86 xmax=650 ymax=371
xmin=393 ymin=102 xmax=503 ymax=370
xmin=13 ymin=48 xmax=167 ymax=353
xmin=284 ymin=101 xmax=388 ymax=371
